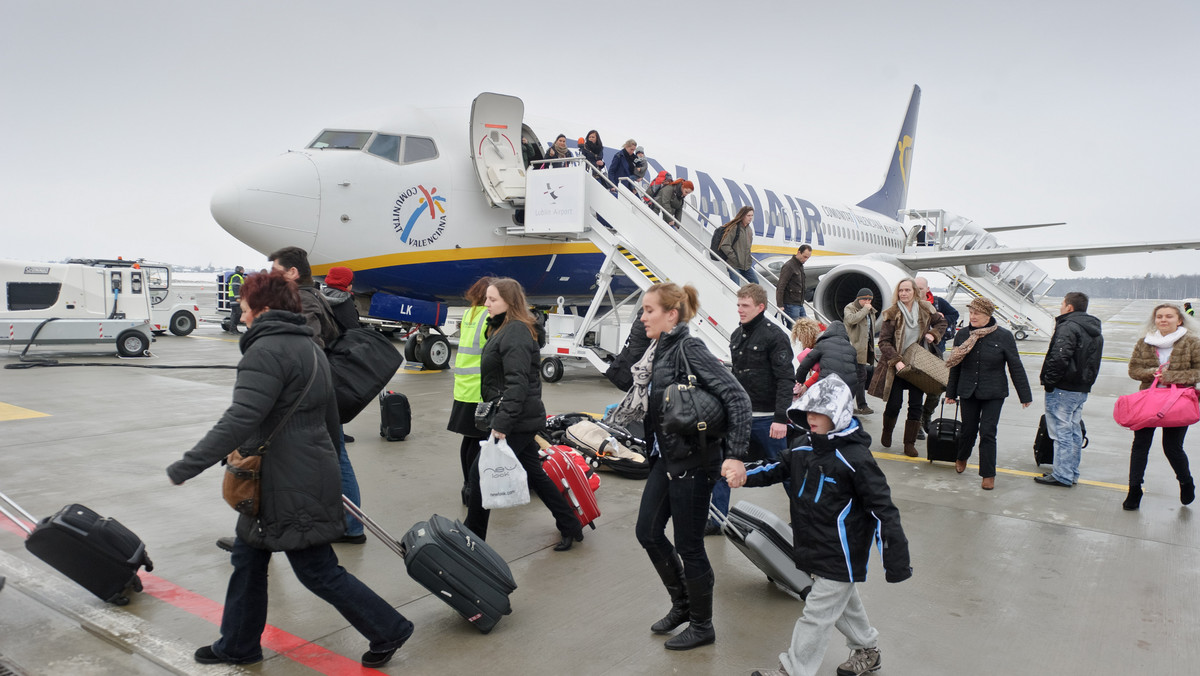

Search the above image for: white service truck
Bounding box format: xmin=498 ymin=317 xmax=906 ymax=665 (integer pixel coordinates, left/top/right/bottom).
xmin=1 ymin=259 xmax=155 ymax=357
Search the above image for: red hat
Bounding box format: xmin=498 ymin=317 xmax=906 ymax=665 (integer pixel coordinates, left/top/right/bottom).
xmin=325 ymin=266 xmax=354 ymax=292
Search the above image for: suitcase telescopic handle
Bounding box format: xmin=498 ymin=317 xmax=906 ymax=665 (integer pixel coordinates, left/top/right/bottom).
xmin=342 ymin=495 xmax=407 ymax=559
xmin=0 ymin=490 xmax=36 ymax=535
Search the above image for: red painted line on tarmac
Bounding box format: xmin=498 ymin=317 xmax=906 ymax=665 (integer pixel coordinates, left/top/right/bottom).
xmin=138 ymin=573 xmax=385 ymax=675
xmin=0 ymin=520 xmax=381 ymax=675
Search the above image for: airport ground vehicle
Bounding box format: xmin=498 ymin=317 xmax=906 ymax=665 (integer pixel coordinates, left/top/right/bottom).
xmin=1 ymin=259 xmax=155 ymax=357
xmin=68 ymin=259 xmax=199 ymax=336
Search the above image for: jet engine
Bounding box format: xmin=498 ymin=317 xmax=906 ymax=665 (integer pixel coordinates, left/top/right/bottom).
xmin=812 ymin=258 xmax=914 ymax=320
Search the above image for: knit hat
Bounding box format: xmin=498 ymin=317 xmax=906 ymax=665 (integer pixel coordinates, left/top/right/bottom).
xmin=577 ymin=137 xmax=586 ymax=145
xmin=325 ymin=266 xmax=354 ymax=292
xmin=968 ymin=296 xmax=996 ymax=317
xmin=856 ymin=288 xmax=874 ymax=300
xmin=635 ymin=145 xmax=645 ymax=155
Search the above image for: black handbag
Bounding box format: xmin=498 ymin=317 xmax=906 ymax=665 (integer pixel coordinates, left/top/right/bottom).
xmin=661 ymin=348 xmax=727 ymax=438
xmin=474 ymin=398 xmax=501 ymax=432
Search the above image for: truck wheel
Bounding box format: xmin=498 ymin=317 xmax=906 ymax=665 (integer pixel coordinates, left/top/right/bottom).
xmin=117 ymin=330 xmax=150 ymax=357
xmin=417 ymin=335 xmax=452 ymax=370
xmin=169 ymin=311 xmax=196 ymax=336
xmin=540 ymin=357 xmax=564 ymax=383
xmin=1014 ymin=330 xmax=1027 ymax=341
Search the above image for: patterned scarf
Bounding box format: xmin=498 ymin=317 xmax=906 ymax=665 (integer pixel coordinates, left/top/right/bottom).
xmin=945 ymin=324 xmax=999 ymax=368
xmin=611 ymin=339 xmax=657 ymax=428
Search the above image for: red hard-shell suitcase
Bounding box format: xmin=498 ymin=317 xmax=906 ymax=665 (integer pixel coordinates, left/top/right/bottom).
xmin=540 ymin=446 xmax=601 ymax=530
xmin=0 ymin=492 xmax=153 ymax=605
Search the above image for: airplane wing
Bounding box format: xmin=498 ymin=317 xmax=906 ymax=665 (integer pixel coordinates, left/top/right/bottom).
xmin=801 ymin=239 xmax=1200 ymax=276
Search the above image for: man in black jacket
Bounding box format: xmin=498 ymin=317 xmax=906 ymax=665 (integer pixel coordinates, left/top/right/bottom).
xmin=708 ymin=284 xmax=794 ymax=533
xmin=776 ymin=245 xmax=812 ymax=320
xmin=1034 ymin=292 xmax=1103 ymax=488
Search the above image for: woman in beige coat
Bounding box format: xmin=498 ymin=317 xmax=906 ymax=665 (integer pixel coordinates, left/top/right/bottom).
xmin=867 ymin=278 xmax=946 ymax=456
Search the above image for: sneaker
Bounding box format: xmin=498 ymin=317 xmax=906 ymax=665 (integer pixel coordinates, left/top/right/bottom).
xmin=1034 ymin=474 xmax=1072 ymax=487
xmin=751 ymin=665 xmax=788 ymax=676
xmin=836 ymin=646 xmax=881 ymax=675
xmin=854 ymin=405 xmax=874 ymax=415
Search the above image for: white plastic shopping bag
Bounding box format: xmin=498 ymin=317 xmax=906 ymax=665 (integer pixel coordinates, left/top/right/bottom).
xmin=478 ymin=435 xmax=530 ymax=509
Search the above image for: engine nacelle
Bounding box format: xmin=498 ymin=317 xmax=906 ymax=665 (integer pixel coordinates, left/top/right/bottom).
xmin=812 ymin=259 xmax=914 ymax=321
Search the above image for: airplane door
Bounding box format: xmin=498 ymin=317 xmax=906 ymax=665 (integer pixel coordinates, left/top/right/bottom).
xmin=470 ymin=93 xmax=526 ymax=208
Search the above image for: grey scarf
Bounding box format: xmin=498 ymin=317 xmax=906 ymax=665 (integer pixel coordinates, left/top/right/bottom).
xmin=611 ymin=339 xmax=657 ymax=428
xmin=897 ymin=300 xmax=920 ymax=352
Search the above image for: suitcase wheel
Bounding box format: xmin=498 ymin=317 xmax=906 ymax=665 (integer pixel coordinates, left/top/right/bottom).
xmin=107 ymin=593 xmax=131 ymax=606
xmin=132 ymin=576 xmax=143 ymax=593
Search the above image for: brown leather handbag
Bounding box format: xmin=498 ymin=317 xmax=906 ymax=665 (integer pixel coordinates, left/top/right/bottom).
xmin=897 ymin=342 xmax=949 ymax=395
xmin=222 ymin=346 xmax=319 ymax=517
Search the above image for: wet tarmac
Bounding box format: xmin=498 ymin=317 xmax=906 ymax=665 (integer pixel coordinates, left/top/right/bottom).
xmin=1 ymin=298 xmax=1198 ymax=675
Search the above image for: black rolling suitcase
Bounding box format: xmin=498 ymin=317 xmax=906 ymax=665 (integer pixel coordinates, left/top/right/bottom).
xmin=926 ymin=401 xmax=961 ymax=463
xmin=343 ymin=497 xmax=516 ymax=633
xmin=1033 ymin=414 xmax=1088 ymax=466
xmin=711 ymin=500 xmax=812 ymax=601
xmin=0 ymin=492 xmax=153 ymax=605
xmin=379 ymin=390 xmax=411 ymax=441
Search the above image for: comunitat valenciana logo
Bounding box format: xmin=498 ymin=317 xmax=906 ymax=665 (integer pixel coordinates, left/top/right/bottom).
xmin=392 ymin=184 xmax=447 ymax=248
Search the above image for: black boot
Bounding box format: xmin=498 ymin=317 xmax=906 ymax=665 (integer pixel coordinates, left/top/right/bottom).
xmin=648 ymin=549 xmax=689 ymax=634
xmin=1182 ymin=480 xmax=1195 ymax=506
xmin=664 ymin=571 xmax=715 ymax=650
xmin=1122 ymin=484 xmax=1143 ymax=511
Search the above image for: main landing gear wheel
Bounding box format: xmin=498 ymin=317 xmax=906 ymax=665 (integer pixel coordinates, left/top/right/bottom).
xmin=169 ymin=311 xmax=196 ymax=336
xmin=417 ymin=335 xmax=452 ymax=370
xmin=540 ymin=357 xmax=564 ymax=383
xmin=1014 ymin=329 xmax=1027 ymax=341
xmin=116 ymin=330 xmax=150 ymax=358
xmin=404 ymin=335 xmax=420 ymax=362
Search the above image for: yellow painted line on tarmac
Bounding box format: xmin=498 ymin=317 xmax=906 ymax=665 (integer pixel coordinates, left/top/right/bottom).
xmin=0 ymin=402 xmax=51 ymax=421
xmin=1016 ymin=350 xmax=1128 ymax=363
xmin=871 ymin=450 xmax=1126 ymax=490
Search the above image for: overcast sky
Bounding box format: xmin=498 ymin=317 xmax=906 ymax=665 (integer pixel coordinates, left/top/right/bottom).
xmin=3 ymin=1 xmax=1197 ymax=279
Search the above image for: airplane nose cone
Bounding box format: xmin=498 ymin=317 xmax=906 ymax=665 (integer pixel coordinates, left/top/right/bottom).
xmin=210 ymin=151 xmax=320 ymax=255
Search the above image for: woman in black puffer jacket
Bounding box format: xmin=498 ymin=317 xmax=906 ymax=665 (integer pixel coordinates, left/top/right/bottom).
xmin=944 ymin=297 xmax=1032 ymax=490
xmin=464 ymin=277 xmax=583 ymax=550
xmin=618 ymin=282 xmax=751 ymax=651
xmin=168 ymin=272 xmax=412 ymax=669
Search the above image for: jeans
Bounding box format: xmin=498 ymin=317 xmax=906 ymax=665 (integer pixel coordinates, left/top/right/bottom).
xmin=1128 ymin=426 xmax=1192 ymax=486
xmin=956 ymin=397 xmax=1005 ymax=478
xmin=729 ymin=267 xmax=759 ymax=285
xmin=779 ymin=575 xmax=879 ymax=676
xmin=710 ymin=417 xmax=790 ymax=521
xmin=211 ymin=538 xmax=413 ymax=662
xmin=784 ymin=304 xmax=807 ymax=320
xmin=1044 ymin=389 xmax=1089 ymax=483
xmin=465 ymin=432 xmax=580 ymax=541
xmin=636 ymin=457 xmax=713 ymax=580
xmin=336 ymin=426 xmax=362 ymax=536
xmin=884 ymin=377 xmax=925 ymax=421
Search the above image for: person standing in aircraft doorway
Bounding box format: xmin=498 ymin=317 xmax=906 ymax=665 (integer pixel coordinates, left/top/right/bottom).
xmin=777 ymin=245 xmax=812 ymax=320
xmin=719 ymin=206 xmax=759 ymax=285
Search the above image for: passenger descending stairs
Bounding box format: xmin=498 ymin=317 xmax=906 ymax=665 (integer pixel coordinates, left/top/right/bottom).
xmin=509 ymin=161 xmax=792 ymax=364
xmin=939 ymin=267 xmax=1056 ymax=339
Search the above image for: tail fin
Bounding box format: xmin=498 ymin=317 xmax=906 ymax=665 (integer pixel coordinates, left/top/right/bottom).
xmin=856 ymin=85 xmax=921 ymax=219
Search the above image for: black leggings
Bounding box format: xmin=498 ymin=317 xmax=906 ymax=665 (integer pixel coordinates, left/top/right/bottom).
xmin=885 ymin=378 xmax=925 ymax=421
xmin=1128 ymin=426 xmax=1192 ymax=486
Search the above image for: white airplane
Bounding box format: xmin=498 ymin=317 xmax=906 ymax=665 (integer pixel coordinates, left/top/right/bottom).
xmin=209 ymin=86 xmax=1200 ymax=367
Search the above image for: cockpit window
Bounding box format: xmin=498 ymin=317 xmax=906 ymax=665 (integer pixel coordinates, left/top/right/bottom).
xmin=367 ymin=134 xmax=401 ymax=162
xmin=309 ymin=130 xmax=372 ymax=150
xmin=403 ymin=136 xmax=438 ymax=163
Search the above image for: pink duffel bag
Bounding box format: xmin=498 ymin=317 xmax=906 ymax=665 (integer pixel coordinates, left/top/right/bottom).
xmin=1113 ymin=377 xmax=1200 ymax=431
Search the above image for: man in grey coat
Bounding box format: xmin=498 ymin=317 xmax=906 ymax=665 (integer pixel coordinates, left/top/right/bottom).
xmin=843 ymin=288 xmax=878 ymax=415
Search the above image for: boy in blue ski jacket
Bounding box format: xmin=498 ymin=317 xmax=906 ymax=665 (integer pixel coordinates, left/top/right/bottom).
xmin=725 ymin=374 xmax=912 ymax=676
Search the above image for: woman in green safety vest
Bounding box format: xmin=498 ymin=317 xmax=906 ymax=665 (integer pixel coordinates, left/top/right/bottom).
xmin=446 ymin=277 xmax=495 ymax=505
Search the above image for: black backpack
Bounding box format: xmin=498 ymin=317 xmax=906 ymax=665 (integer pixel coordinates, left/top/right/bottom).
xmin=710 ymin=223 xmax=736 ymax=261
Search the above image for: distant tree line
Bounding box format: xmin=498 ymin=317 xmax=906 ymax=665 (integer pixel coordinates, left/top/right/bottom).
xmin=1049 ymin=274 xmax=1200 ymax=300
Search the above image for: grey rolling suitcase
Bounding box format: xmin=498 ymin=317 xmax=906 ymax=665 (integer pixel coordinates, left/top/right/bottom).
xmin=343 ymin=497 xmax=516 ymax=633
xmin=712 ymin=500 xmax=812 ymax=601
xmin=0 ymin=491 xmax=153 ymax=605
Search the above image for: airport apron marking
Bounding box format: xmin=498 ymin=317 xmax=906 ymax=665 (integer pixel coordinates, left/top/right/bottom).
xmin=872 ymin=451 xmax=1127 ymax=490
xmin=139 ymin=572 xmax=387 ymax=674
xmin=0 ymin=402 xmax=51 ymax=421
